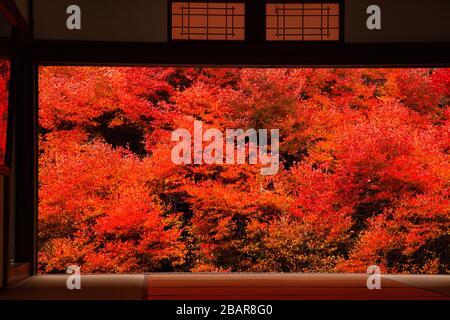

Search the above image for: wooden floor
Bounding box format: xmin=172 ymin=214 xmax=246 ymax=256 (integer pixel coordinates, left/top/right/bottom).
xmin=147 ymin=273 xmax=450 ymax=300
xmin=0 ymin=273 xmax=449 ymax=300
xmin=0 ymin=275 xmax=146 ymax=300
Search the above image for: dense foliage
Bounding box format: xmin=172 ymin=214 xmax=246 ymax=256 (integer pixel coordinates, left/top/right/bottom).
xmin=38 ymin=67 xmax=450 ymax=274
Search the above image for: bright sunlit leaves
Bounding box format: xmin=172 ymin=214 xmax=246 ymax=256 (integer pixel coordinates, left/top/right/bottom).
xmin=38 ymin=67 xmax=450 ymax=274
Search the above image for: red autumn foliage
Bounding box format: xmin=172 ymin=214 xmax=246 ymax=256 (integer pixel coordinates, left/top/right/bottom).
xmin=38 ymin=67 xmax=450 ymax=274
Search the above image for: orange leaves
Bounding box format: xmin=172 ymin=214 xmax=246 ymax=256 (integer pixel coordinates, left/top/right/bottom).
xmin=83 ymin=241 xmax=141 ymax=273
xmin=172 ymin=83 xmax=234 ymax=128
xmin=337 ymin=192 xmax=450 ymax=274
xmin=432 ymin=68 xmax=450 ymax=100
xmin=384 ymin=68 xmax=446 ymax=114
xmin=39 ymin=238 xmax=86 ymax=273
xmin=334 ymin=101 xmax=447 ymax=206
xmin=39 ymin=66 xmax=174 ymax=130
xmin=38 ymin=136 xmax=185 ymax=273
xmin=38 ymin=67 xmax=450 ymax=274
xmin=289 ymin=164 xmax=353 ymax=243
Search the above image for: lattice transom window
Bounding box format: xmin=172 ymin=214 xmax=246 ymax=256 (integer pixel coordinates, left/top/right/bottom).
xmin=172 ymin=2 xmax=245 ymax=40
xmin=266 ymin=3 xmax=340 ymax=41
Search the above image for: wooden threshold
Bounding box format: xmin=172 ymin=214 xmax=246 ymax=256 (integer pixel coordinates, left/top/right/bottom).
xmin=147 ymin=273 xmax=450 ymax=300
xmin=0 ymin=273 xmax=448 ymax=300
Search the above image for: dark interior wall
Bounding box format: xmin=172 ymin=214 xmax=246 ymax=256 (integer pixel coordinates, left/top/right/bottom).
xmin=345 ymin=0 xmax=450 ymax=43
xmin=0 ymin=0 xmax=448 ymax=282
xmin=0 ymin=12 xmax=11 ymax=38
xmin=13 ymin=0 xmax=29 ymax=24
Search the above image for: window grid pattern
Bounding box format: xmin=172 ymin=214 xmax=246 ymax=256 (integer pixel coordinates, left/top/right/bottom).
xmin=266 ymin=3 xmax=340 ymax=41
xmin=172 ymin=2 xmax=245 ymax=40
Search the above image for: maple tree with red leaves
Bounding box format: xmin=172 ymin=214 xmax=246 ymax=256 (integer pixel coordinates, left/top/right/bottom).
xmin=38 ymin=67 xmax=450 ymax=274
